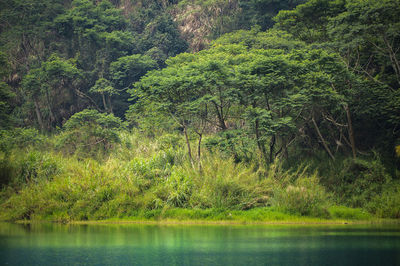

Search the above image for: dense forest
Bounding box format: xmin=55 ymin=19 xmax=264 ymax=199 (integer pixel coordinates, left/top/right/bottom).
xmin=0 ymin=0 xmax=399 ymax=222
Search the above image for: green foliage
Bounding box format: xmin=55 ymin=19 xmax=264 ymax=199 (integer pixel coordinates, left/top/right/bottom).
xmin=328 ymin=206 xmax=371 ymax=220
xmin=137 ymin=13 xmax=188 ymax=58
xmin=237 ymin=0 xmax=307 ymax=31
xmin=56 ymin=109 xmax=123 ymax=157
xmin=204 ymin=130 xmax=257 ymax=163
xmin=1 ymin=0 xmax=400 ymax=223
xmin=165 ymin=168 xmax=193 ymax=207
xmin=274 ymin=175 xmax=330 ymax=217
xmin=0 ymin=150 xmax=61 ymax=189
xmin=110 ymin=54 xmax=158 ymax=91
xmin=0 ymin=52 xmax=15 ymax=129
xmin=0 ymin=130 xmax=397 ymax=222
xmin=212 ymin=28 xmax=305 ymax=50
xmin=367 ymin=182 xmax=400 ymax=218
xmin=21 ymin=54 xmax=81 ymax=129
xmin=0 ymin=128 xmax=44 ymax=153
xmin=328 ymin=0 xmax=400 ymax=89
xmin=332 ymin=157 xmax=392 ymax=208
xmin=134 ymin=36 xmax=358 ymax=164
xmin=274 ymin=0 xmax=346 ymax=43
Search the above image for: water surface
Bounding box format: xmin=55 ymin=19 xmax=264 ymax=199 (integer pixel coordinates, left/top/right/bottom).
xmin=1 ymin=222 xmax=400 ymax=265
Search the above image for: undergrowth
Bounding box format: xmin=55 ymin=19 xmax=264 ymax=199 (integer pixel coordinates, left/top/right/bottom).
xmin=0 ymin=130 xmax=399 ymax=222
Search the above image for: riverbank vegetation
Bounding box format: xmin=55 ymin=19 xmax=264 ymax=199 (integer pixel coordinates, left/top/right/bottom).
xmin=0 ymin=128 xmax=398 ymax=222
xmin=0 ymin=0 xmax=399 ymax=222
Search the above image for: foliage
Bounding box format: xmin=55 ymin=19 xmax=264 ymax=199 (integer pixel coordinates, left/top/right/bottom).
xmin=274 ymin=175 xmax=330 ymax=217
xmin=21 ymin=54 xmax=81 ymax=130
xmin=0 ymin=131 xmax=397 ymax=222
xmin=203 ymin=130 xmax=257 ymax=163
xmin=0 ymin=128 xmax=44 ymax=153
xmin=331 ymin=157 xmax=392 ymax=208
xmin=328 ymin=206 xmax=371 ymax=220
xmin=0 ymin=52 xmax=15 ymax=128
xmin=237 ymin=0 xmax=307 ymax=31
xmin=1 ymin=0 xmax=400 ymax=222
xmin=367 ymin=182 xmax=400 ymax=218
xmin=56 ymin=109 xmax=123 ymax=157
xmin=0 ymin=150 xmax=61 ymax=189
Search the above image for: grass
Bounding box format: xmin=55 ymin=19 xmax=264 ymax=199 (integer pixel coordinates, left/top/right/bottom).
xmin=21 ymin=207 xmax=396 ymax=225
xmin=1 ymin=130 xmax=399 ymax=223
xmin=328 ymin=206 xmax=372 ymax=220
xmin=6 ymin=206 xmax=389 ymax=225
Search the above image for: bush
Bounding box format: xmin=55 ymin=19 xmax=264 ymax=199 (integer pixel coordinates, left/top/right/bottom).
xmin=203 ymin=130 xmax=257 ymax=163
xmin=56 ymin=109 xmax=123 ymax=157
xmin=187 ymin=155 xmax=272 ymax=209
xmin=165 ymin=168 xmax=193 ymax=208
xmin=274 ymin=175 xmax=330 ymax=217
xmin=0 ymin=128 xmax=44 ymax=153
xmin=333 ymin=157 xmax=391 ymax=207
xmin=0 ymin=151 xmax=61 ymax=188
xmin=367 ymin=182 xmax=400 ymax=218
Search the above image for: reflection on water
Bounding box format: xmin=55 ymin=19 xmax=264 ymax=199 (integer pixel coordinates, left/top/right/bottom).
xmin=1 ymin=223 xmax=400 ymax=265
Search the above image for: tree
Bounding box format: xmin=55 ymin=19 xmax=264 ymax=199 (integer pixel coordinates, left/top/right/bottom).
xmin=89 ymin=78 xmax=118 ymax=114
xmin=274 ymin=0 xmax=400 ymax=159
xmin=328 ymin=0 xmax=400 ymax=89
xmin=132 ymin=55 xmax=205 ymax=166
xmin=274 ymin=0 xmax=346 ymax=43
xmin=0 ymin=52 xmax=15 ymax=129
xmin=58 ymin=108 xmax=123 ymax=156
xmin=237 ymin=0 xmax=307 ymax=31
xmin=21 ymin=54 xmax=81 ymax=130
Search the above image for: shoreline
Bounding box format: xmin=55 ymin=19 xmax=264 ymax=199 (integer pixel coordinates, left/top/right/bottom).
xmin=9 ymin=218 xmax=400 ymax=226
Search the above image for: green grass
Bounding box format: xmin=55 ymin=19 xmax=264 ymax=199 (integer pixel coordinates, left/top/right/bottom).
xmin=66 ymin=207 xmax=397 ymax=225
xmin=328 ymin=206 xmax=372 ymax=220
xmin=1 ymin=130 xmax=399 ymax=223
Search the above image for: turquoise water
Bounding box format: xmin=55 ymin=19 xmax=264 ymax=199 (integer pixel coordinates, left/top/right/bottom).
xmin=1 ymin=223 xmax=400 ymax=265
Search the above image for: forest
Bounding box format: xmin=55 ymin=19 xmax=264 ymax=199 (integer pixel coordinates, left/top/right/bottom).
xmin=0 ymin=0 xmax=399 ymax=222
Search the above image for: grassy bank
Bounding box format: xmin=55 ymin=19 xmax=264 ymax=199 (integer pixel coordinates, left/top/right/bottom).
xmin=70 ymin=207 xmax=386 ymax=225
xmin=1 ymin=130 xmax=399 ymax=223
xmin=11 ymin=206 xmax=378 ymax=225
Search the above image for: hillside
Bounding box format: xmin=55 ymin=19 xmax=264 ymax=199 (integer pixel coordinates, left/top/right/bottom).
xmin=0 ymin=0 xmax=399 ymax=222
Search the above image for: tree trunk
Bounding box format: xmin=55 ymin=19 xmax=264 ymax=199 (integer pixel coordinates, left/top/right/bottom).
xmin=343 ymin=104 xmax=356 ymax=159
xmin=183 ymin=125 xmax=194 ymax=167
xmin=33 ymin=98 xmax=44 ymax=131
xmin=269 ymin=135 xmax=276 ymax=163
xmin=197 ymin=132 xmax=202 ymax=171
xmin=101 ymin=92 xmax=107 ymax=111
xmin=312 ymin=116 xmax=335 ymax=161
xmin=281 ymin=137 xmax=289 ymax=159
xmin=45 ymin=88 xmax=55 ymax=126
xmin=212 ymin=101 xmax=227 ymax=130
xmin=255 ymin=119 xmax=267 ymax=160
xmin=107 ymin=95 xmax=113 ymax=114
xmin=382 ymin=35 xmax=400 ymax=86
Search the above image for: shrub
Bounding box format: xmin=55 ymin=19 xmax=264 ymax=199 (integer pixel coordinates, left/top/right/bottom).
xmin=203 ymin=130 xmax=257 ymax=163
xmin=0 ymin=128 xmax=44 ymax=153
xmin=158 ymin=134 xmax=184 ymax=150
xmin=274 ymin=175 xmax=330 ymax=217
xmin=0 ymin=151 xmax=61 ymax=188
xmin=367 ymin=182 xmax=400 ymax=218
xmin=187 ymin=154 xmax=272 ymax=209
xmin=165 ymin=168 xmax=193 ymax=208
xmin=56 ymin=109 xmax=123 ymax=157
xmin=333 ymin=157 xmax=391 ymax=207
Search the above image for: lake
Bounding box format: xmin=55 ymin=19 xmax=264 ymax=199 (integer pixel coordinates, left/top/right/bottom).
xmin=1 ymin=222 xmax=400 ymax=265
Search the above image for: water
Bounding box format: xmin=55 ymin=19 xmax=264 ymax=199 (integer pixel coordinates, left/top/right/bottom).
xmin=1 ymin=223 xmax=400 ymax=266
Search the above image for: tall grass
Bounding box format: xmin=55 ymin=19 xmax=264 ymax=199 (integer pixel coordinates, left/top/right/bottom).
xmin=0 ymin=130 xmax=398 ymax=222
